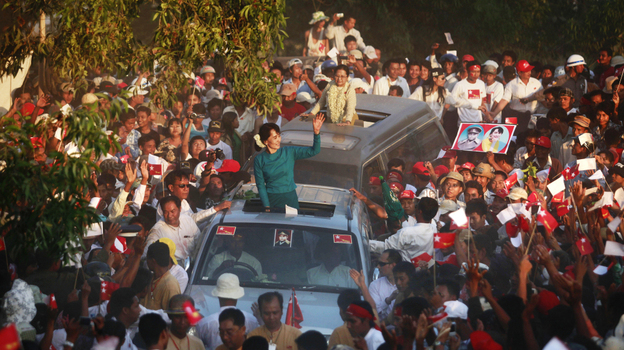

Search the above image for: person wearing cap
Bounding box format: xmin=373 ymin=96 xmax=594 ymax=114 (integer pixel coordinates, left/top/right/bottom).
xmin=372 ymin=58 xmax=410 ymax=98
xmin=451 ymin=60 xmax=487 ymax=124
xmin=166 ymin=295 xmax=205 ymax=350
xmin=326 ymin=14 xmax=366 ymax=53
xmin=282 ymin=58 xmax=321 ymax=97
xmin=308 ymin=65 xmax=357 ymax=125
xmin=295 ymin=92 xmax=316 ymax=110
xmin=363 ymin=45 xmax=382 ymax=78
xmin=247 ymin=292 xmax=302 ymax=350
xmin=506 ymin=188 xmax=528 ymax=204
xmin=196 ymin=273 xmax=259 ymax=350
xmin=513 ymin=129 xmax=539 ymax=168
xmin=399 ymin=190 xmax=417 ymax=221
xmin=156 ymin=238 xmax=188 ymax=292
xmin=485 ymin=60 xmax=543 ymax=122
xmin=199 ymin=65 xmax=216 ymax=91
xmin=522 ymin=136 xmax=563 ymax=181
xmin=471 ymin=163 xmax=495 ymax=204
xmin=344 ymin=301 xmax=384 ymax=350
xmin=278 ymin=83 xmax=307 ymax=122
xmin=481 ymin=62 xmax=505 ymax=123
xmin=206 ymin=120 xmax=233 ymax=163
xmin=440 ymin=172 xmax=465 ymax=205
xmin=127 ymin=85 xmax=149 ymax=110
xmin=458 ymin=163 xmax=475 ymax=182
xmin=408 ymin=68 xmax=450 ymax=120
xmin=568 ymin=133 xmax=596 ymax=172
xmin=457 ymin=125 xmax=483 ymax=151
xmin=559 ymin=114 xmax=591 ymax=166
xmin=406 ymin=162 xmax=436 ymax=200
xmin=59 ymin=82 xmax=75 ymax=109
xmin=557 ymin=88 xmax=578 ymax=114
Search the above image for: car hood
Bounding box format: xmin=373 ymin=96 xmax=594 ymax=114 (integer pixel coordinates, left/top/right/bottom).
xmin=187 ymin=284 xmax=343 ymax=336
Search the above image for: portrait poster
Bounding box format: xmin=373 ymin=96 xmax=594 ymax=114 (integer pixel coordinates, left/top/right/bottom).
xmin=451 ymin=123 xmax=516 ymax=154
xmin=274 ymin=229 xmax=293 ymax=248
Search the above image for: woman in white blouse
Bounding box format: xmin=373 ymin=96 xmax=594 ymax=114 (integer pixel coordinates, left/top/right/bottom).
xmin=409 ymin=68 xmax=451 ymax=122
xmin=307 ymin=64 xmax=357 ymax=125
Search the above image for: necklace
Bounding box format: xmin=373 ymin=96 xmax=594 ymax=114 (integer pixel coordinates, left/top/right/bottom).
xmin=150 ymin=274 xmax=165 ymax=300
xmin=170 ymin=333 xmax=190 ymax=350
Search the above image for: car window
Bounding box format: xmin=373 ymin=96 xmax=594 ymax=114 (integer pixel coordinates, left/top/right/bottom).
xmin=196 ymin=224 xmax=361 ymax=291
xmin=293 ymin=160 xmax=358 ymax=189
xmin=386 ymin=120 xmax=448 ymax=182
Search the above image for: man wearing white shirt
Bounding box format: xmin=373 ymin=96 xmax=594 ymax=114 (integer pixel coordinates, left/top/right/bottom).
xmin=368 ymin=250 xmax=401 ymax=320
xmin=325 ymin=14 xmax=366 ymax=52
xmin=223 ymin=104 xmax=256 ymax=136
xmin=345 ymin=301 xmax=385 ymax=350
xmin=373 ymin=59 xmax=410 ymax=98
xmin=146 ymin=196 xmax=201 ymax=262
xmin=481 ymin=64 xmax=505 ymax=123
xmin=206 ymin=120 xmax=233 ymax=160
xmin=369 ymin=198 xmax=438 ymax=267
xmin=451 ymin=61 xmax=486 ymax=125
xmin=486 ymin=60 xmax=543 ymax=121
xmin=196 ymin=273 xmax=259 ymax=350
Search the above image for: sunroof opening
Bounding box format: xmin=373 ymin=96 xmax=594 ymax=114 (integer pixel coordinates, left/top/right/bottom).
xmin=242 ymin=198 xmax=335 ymax=217
xmin=298 ymin=109 xmax=390 ymax=128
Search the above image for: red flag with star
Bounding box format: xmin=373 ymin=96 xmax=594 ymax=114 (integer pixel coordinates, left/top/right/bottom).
xmin=576 ymin=236 xmax=594 ymax=256
xmin=100 ymin=281 xmax=120 ymax=301
xmin=518 ymin=215 xmax=531 ymax=232
xmin=562 ymin=165 xmax=580 ymax=180
xmin=0 ymin=324 xmax=21 ymax=350
xmin=450 ymin=221 xmax=469 ymax=230
xmin=183 ymin=301 xmax=202 ymax=325
xmin=504 ymin=172 xmax=518 ymax=190
xmin=537 ymin=208 xmax=558 ymax=233
xmin=49 ymin=294 xmax=57 ymax=309
xmin=410 ymin=252 xmax=433 ymax=266
xmin=556 ymin=198 xmax=572 ymax=217
xmin=551 ymin=192 xmax=565 ymax=203
xmin=285 ymin=288 xmax=304 ymax=329
xmin=434 ymin=233 xmax=456 ymax=249
xmin=148 ymin=163 xmax=163 ymax=176
xmin=600 ymin=207 xmax=610 ymax=219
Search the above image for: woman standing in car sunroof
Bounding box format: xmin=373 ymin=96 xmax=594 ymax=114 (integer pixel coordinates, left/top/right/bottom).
xmin=253 ymin=113 xmax=325 ymax=209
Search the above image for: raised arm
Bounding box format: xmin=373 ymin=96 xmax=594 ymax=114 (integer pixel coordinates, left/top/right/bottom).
xmin=293 ymin=113 xmax=325 ymax=160
xmin=180 ymin=117 xmax=193 ymax=160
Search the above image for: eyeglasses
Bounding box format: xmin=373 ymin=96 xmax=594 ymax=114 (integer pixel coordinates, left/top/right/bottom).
xmin=377 ymin=261 xmax=390 ymax=267
xmin=175 ymin=184 xmax=192 ymax=188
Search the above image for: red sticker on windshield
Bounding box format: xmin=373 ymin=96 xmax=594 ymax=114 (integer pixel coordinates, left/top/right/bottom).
xmin=333 ymin=234 xmax=352 ymax=244
xmin=216 ymin=226 xmax=236 ymax=235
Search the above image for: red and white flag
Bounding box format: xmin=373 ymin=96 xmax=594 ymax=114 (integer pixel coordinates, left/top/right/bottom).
xmin=434 ymin=233 xmax=456 ymax=249
xmin=551 ymin=192 xmax=565 ymax=203
xmin=504 ymin=172 xmax=518 ymax=190
xmin=183 ymin=301 xmax=203 ymax=325
xmin=100 ymin=281 xmax=120 ymax=301
xmin=49 ymin=294 xmax=57 ymax=309
xmin=556 ymin=198 xmax=572 ymax=217
xmin=410 ymin=252 xmax=433 ymax=266
xmin=537 ymin=208 xmax=558 ymax=233
xmin=149 ymin=163 xmax=163 ymax=176
xmin=111 ymin=237 xmax=127 ymax=254
xmin=285 ymin=288 xmax=303 ymax=329
xmin=562 ymin=165 xmax=580 ymax=180
xmin=0 ymin=324 xmax=21 ymax=350
xmin=576 ymin=235 xmax=593 ymax=256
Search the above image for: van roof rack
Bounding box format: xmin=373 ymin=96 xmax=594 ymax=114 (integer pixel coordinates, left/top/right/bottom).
xmin=242 ymin=198 xmax=335 ymax=217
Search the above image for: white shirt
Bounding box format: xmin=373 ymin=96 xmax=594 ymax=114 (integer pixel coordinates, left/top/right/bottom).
xmin=325 ymin=24 xmax=366 ymax=52
xmin=170 ymin=264 xmax=189 ymax=292
xmin=484 ymin=81 xmax=504 ymax=122
xmin=224 ymin=106 xmax=257 ymax=135
xmin=369 ymin=223 xmax=435 ymax=267
xmin=513 ymin=146 xmax=531 ymax=168
xmin=207 ymin=140 xmax=233 ymax=161
xmin=444 ymin=73 xmax=460 ymax=92
xmin=204 ymin=250 xmax=263 ymax=278
xmin=409 ymin=86 xmax=450 ymax=119
xmin=306 ymin=264 xmax=357 ymax=288
xmin=369 ymin=276 xmax=397 ymax=320
xmin=145 ymin=214 xmax=201 ymax=261
xmin=196 ymin=306 xmax=260 ymax=350
xmin=451 ymin=79 xmax=486 ymax=124
xmin=502 ymin=77 xmax=543 ymax=113
xmin=364 ymin=327 xmax=385 ymax=350
xmin=373 ymin=76 xmax=410 ymax=98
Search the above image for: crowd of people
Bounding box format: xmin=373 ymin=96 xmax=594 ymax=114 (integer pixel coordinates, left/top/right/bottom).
xmin=2 ymin=8 xmax=624 ymax=350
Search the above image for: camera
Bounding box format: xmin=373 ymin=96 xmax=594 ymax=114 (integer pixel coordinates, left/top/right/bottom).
xmin=199 ymin=148 xmax=225 ymax=162
xmin=189 ymin=112 xmax=205 ymax=119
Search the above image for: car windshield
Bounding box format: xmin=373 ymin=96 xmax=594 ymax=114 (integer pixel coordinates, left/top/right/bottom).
xmin=195 ymin=224 xmax=360 ymax=291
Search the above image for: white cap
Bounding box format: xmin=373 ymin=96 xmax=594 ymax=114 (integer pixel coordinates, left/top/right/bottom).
xmin=211 ymin=273 xmax=245 ymax=299
xmin=82 ymin=93 xmax=99 ymax=105
xmin=364 ymin=46 xmax=378 ymax=59
xmin=554 ymin=66 xmax=566 ymax=78
xmin=296 ymin=92 xmax=316 ymax=104
xmin=85 ymin=222 xmax=103 ymax=238
xmin=566 ymin=54 xmax=586 ymax=67
xmin=349 ymin=78 xmax=368 ymax=92
xmin=444 ymin=301 xmax=468 ymax=319
xmin=483 ymin=60 xmax=499 ymax=69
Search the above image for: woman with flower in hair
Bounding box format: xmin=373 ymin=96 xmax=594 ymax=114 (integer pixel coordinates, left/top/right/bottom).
xmin=253 ymin=114 xmax=325 ymax=209
xmin=307 ymin=65 xmax=357 ymax=125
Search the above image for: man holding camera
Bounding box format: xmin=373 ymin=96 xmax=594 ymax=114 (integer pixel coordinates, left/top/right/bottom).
xmin=207 ymin=121 xmax=233 ymax=169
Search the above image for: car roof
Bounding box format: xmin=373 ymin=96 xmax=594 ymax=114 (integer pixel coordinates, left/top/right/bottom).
xmin=213 ymin=185 xmax=356 ymax=231
xmin=280 ymin=94 xmax=435 ymax=166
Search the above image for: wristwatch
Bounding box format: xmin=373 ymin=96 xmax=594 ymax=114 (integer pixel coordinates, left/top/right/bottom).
xmin=63 ymin=341 xmax=75 ymax=348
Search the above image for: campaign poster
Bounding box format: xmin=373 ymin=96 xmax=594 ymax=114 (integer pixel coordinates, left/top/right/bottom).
xmin=274 ymin=229 xmax=293 ymax=247
xmin=451 ymin=123 xmax=516 ymax=154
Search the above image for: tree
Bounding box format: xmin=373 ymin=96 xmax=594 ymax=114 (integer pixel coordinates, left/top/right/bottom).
xmin=0 ymin=0 xmax=287 ymax=262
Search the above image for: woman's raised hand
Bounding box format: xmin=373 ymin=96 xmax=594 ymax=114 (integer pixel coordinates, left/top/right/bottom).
xmin=313 ymin=113 xmax=326 ymax=134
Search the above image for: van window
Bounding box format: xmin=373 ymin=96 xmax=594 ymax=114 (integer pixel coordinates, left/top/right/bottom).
xmin=293 ymin=160 xmax=358 ymax=189
xmin=386 ymin=120 xmax=448 ymax=177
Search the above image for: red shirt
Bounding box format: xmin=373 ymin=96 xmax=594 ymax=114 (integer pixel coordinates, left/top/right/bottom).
xmin=280 ymin=103 xmax=307 ymax=121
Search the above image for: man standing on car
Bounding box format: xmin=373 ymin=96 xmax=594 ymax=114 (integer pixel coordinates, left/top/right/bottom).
xmin=248 ymin=292 xmax=302 ymax=350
